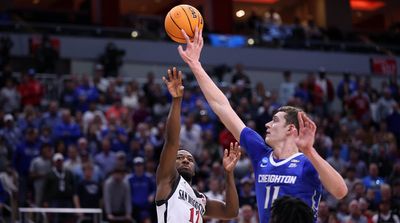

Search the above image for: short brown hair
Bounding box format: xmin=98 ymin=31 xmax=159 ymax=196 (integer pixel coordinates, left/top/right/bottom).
xmin=274 ymin=106 xmax=303 ymax=131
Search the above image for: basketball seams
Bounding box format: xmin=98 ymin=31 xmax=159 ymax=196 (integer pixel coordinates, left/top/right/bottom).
xmin=165 ymin=29 xmax=186 ymax=41
xmin=179 ymin=5 xmax=195 ymax=35
xmin=168 ymin=12 xmax=183 ymax=33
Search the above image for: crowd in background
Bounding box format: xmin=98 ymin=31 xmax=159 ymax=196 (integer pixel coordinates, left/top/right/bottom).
xmin=0 ymin=57 xmax=399 ymax=223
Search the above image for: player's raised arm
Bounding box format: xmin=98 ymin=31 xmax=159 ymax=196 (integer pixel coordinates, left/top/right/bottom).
xmin=178 ymin=27 xmax=245 ymax=141
xmin=155 ymin=67 xmax=184 ymax=200
xmin=205 ymin=142 xmax=241 ymax=219
xmin=296 ymin=112 xmax=348 ymax=199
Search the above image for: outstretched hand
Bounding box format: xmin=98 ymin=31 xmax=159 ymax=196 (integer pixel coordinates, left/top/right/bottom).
xmin=162 ymin=67 xmax=184 ymax=98
xmin=177 ymin=27 xmax=203 ymax=65
xmin=295 ymin=112 xmax=317 ymax=155
xmin=223 ymin=142 xmax=242 ymax=173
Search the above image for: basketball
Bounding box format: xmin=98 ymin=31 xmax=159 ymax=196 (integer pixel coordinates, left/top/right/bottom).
xmin=164 ymin=4 xmax=204 ymax=43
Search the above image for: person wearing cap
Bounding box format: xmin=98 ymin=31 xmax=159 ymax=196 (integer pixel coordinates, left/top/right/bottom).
xmin=155 ymin=67 xmax=241 ymax=222
xmin=126 ymin=156 xmax=156 ymax=222
xmin=0 ymin=113 xmax=22 ymax=152
xmin=43 ymin=153 xmax=75 ymax=222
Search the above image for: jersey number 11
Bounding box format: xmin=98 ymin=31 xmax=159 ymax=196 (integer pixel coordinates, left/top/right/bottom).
xmin=264 ymin=186 xmax=280 ymax=209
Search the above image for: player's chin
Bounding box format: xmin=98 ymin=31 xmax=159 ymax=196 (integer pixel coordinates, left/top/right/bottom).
xmin=178 ymin=167 xmax=193 ymax=176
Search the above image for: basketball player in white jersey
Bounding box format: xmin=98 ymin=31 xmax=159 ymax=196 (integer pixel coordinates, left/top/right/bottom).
xmin=155 ymin=67 xmax=241 ymax=223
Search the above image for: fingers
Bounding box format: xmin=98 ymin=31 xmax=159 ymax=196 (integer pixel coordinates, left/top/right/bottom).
xmin=162 ymin=76 xmax=168 ymax=85
xmin=178 ymin=70 xmax=183 ymax=84
xmin=167 ymin=68 xmax=172 ymax=81
xmin=181 ymin=29 xmax=190 ymax=44
xmin=224 ymin=148 xmax=228 ymax=158
xmin=302 ymin=113 xmax=316 ymax=130
xmin=298 ymin=112 xmax=304 ymax=129
xmin=172 ymin=67 xmax=177 ymax=80
xmin=199 ymin=28 xmax=204 ymax=48
xmin=194 ymin=26 xmax=199 ymax=45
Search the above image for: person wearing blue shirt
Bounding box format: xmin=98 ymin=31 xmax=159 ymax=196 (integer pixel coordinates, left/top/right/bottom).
xmin=178 ymin=27 xmax=348 ymax=223
xmin=13 ymin=128 xmax=41 ymax=206
xmin=126 ymin=156 xmax=156 ymax=223
xmin=53 ymin=109 xmax=81 ymax=146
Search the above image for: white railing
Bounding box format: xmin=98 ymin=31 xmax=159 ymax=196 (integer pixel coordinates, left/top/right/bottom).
xmin=18 ymin=207 xmax=102 ymax=223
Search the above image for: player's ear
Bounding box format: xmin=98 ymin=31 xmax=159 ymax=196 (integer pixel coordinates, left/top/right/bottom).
xmin=287 ymin=124 xmax=297 ymax=135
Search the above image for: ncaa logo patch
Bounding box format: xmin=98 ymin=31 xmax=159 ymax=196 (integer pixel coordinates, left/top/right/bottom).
xmin=260 ymin=157 xmax=268 ymax=167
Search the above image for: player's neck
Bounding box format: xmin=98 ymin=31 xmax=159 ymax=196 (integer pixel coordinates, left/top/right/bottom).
xmin=272 ymin=140 xmax=299 ymax=159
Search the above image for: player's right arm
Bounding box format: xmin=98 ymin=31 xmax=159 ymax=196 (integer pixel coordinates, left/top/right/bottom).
xmin=155 ymin=67 xmax=184 ymax=201
xmin=178 ymin=28 xmax=245 ymax=141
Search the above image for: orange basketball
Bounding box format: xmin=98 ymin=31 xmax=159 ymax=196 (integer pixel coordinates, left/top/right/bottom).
xmin=165 ymin=4 xmax=204 ymax=43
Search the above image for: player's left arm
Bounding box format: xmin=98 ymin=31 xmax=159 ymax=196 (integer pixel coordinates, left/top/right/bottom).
xmin=296 ymin=112 xmax=348 ymax=199
xmin=205 ymin=142 xmax=241 ymax=219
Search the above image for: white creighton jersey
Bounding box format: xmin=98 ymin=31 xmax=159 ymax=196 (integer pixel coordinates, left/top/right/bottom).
xmin=156 ymin=175 xmax=207 ymax=223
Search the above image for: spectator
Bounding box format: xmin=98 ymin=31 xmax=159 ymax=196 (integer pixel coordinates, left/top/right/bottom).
xmin=344 ymin=167 xmax=361 ymax=195
xmin=82 ymin=101 xmax=103 ymax=134
xmin=377 ymin=88 xmax=397 ymax=121
xmin=29 ymin=143 xmax=52 ymax=206
xmin=43 ymin=153 xmax=76 ymax=222
xmin=372 ymin=201 xmax=400 ymax=223
xmin=40 ymin=100 xmax=61 ymax=130
xmin=74 ymin=76 xmax=99 ymax=112
xmin=53 ymin=109 xmax=81 ymax=146
xmin=363 ymin=163 xmax=385 ymax=206
xmin=238 ymin=177 xmax=256 ymax=207
xmin=0 ymin=35 xmax=13 ymax=71
xmin=0 ymin=136 xmax=12 ymax=172
xmin=106 ymin=97 xmax=128 ymax=121
xmin=237 ymin=204 xmax=258 ymax=223
xmin=98 ymin=42 xmax=125 ymax=77
xmin=17 ymin=69 xmax=44 ymax=107
xmin=278 ymin=70 xmax=296 ymax=105
xmin=205 ymin=177 xmax=224 ymax=223
xmin=0 ymin=114 xmax=22 ymax=152
xmin=73 ymin=162 xmax=102 ymax=223
xmin=347 ymin=85 xmax=370 ymax=121
xmin=92 ymin=64 xmax=109 ymax=93
xmin=33 ymin=35 xmax=58 ymax=73
xmin=63 ymin=144 xmax=81 ymax=171
xmin=231 ymin=64 xmax=251 ymax=85
xmin=327 ymin=145 xmax=346 ymax=175
xmin=343 ymin=199 xmax=368 ymax=223
xmin=59 ymin=79 xmax=76 ymax=111
xmin=101 ymin=115 xmax=128 ymax=153
xmin=347 ymin=149 xmax=368 ymax=179
xmin=103 ymin=168 xmax=131 ymax=223
xmin=94 ymin=138 xmax=117 ymax=176
xmin=126 ymin=157 xmax=155 ymax=223
xmin=0 ymin=78 xmax=20 ymax=113
xmin=386 ymin=103 xmax=400 ymax=145
xmin=13 ymin=128 xmax=40 ymax=206
xmin=72 ymin=150 xmax=102 ymax=183
xmin=180 ymin=113 xmax=202 ymax=156
xmin=122 ymin=81 xmax=140 ymax=110
xmin=337 ymin=73 xmax=357 ymax=105
xmin=317 ymin=201 xmax=330 ymax=223
xmin=315 ymin=68 xmax=335 ymax=115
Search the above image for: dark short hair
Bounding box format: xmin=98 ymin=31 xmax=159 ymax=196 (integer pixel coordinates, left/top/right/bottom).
xmin=274 ymin=106 xmax=303 ymax=131
xmin=270 ymin=196 xmax=314 ymax=223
